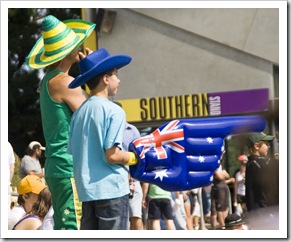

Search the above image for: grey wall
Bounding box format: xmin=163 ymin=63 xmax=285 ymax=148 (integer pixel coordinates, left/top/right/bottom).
xmin=130 ymin=8 xmax=279 ymax=64
xmin=96 ymin=8 xmax=278 ymax=100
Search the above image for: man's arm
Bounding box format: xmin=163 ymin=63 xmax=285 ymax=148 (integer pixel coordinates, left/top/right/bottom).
xmin=48 ymin=74 xmax=88 ymax=112
xmin=51 ymin=47 xmax=92 ymax=112
xmin=61 ymin=78 xmax=89 ymax=112
xmin=141 ymin=183 xmax=149 ymax=208
xmin=27 ymin=170 xmax=44 ymax=179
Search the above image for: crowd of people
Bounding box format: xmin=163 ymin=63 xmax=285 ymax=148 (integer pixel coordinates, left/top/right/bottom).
xmin=8 ymin=133 xmax=279 ymax=231
xmin=8 ymin=14 xmax=279 ymax=231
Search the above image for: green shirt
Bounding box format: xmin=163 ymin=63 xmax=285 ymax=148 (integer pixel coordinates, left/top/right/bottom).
xmin=39 ymin=69 xmax=73 ymax=178
xmin=148 ymin=184 xmax=172 ymax=200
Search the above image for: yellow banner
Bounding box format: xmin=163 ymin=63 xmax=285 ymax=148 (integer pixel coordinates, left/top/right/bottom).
xmin=81 ymin=8 xmax=97 ymax=51
xmin=116 ymin=93 xmax=209 ymax=123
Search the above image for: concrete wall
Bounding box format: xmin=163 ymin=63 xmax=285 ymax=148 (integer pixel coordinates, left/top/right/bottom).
xmin=96 ymin=8 xmax=278 ymax=100
xmin=130 ymin=8 xmax=279 ymax=64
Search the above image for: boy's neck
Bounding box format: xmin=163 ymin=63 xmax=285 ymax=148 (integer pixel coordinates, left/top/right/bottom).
xmin=90 ymin=87 xmax=108 ymax=98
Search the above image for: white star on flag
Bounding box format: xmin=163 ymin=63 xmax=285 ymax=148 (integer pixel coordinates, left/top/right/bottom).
xmin=198 ymin=156 xmax=205 ymax=162
xmin=153 ymin=169 xmax=169 ymax=181
xmin=206 ymin=137 xmax=213 ymax=143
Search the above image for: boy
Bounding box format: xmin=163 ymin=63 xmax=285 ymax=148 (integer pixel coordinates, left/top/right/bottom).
xmin=245 ymin=132 xmax=278 ymax=212
xmin=67 ymin=48 xmax=138 ymax=230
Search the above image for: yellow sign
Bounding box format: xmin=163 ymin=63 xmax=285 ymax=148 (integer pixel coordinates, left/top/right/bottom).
xmin=81 ymin=8 xmax=97 ymax=51
xmin=117 ymin=88 xmax=269 ymax=123
xmin=116 ymin=93 xmax=209 ymax=123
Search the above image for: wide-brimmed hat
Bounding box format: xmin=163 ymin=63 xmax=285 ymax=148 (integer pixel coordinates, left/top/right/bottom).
xmin=26 ymin=15 xmax=96 ymax=69
xmin=17 ymin=175 xmax=47 ymax=195
xmin=68 ymin=48 xmax=132 ymax=89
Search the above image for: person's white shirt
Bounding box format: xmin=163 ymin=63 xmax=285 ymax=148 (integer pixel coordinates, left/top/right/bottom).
xmin=235 ymin=171 xmax=246 ymax=196
xmin=8 ymin=205 xmax=26 ymax=230
xmin=9 ymin=205 xmax=54 ymax=230
xmin=8 ymin=142 xmax=15 ymax=182
xmin=8 ymin=142 xmax=15 ymax=210
xmin=39 ymin=206 xmax=54 ymax=230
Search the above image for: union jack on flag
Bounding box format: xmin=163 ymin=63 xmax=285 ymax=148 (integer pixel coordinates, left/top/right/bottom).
xmin=132 ymin=120 xmax=184 ymax=159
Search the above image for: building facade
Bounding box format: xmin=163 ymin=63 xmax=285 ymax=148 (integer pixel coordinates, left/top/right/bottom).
xmin=82 ymin=7 xmax=280 ymax=154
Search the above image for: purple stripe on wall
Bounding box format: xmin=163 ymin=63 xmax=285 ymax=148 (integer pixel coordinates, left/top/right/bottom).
xmin=208 ymin=88 xmax=269 ymax=115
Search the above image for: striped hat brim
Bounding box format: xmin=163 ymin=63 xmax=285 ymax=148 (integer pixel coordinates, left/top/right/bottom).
xmin=26 ymin=19 xmax=95 ymax=69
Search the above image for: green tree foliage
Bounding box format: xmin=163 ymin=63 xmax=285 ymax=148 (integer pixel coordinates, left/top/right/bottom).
xmin=8 ymin=8 xmax=81 ymax=159
xmin=11 ymin=152 xmax=21 ymax=189
xmin=225 ymin=137 xmax=244 ymax=177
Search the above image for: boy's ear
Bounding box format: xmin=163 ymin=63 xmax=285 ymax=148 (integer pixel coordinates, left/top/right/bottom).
xmin=253 ymin=143 xmax=260 ymax=150
xmin=103 ymin=74 xmax=110 ymax=85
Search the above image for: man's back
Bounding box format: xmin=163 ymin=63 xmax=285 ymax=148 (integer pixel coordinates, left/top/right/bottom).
xmin=39 ymin=68 xmax=74 ymax=178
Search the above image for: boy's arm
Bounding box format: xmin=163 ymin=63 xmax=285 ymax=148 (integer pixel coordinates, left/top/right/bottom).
xmin=105 ymin=145 xmax=137 ymax=166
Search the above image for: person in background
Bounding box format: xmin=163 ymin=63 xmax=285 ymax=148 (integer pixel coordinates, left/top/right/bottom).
xmin=114 ymin=101 xmax=144 ymax=230
xmin=124 ymin=124 xmax=144 ymax=229
xmin=9 ymin=175 xmax=53 ymax=230
xmin=172 ymin=192 xmax=187 ymax=230
xmin=233 ymin=154 xmax=248 ymax=217
xmin=175 ymin=191 xmax=193 ymax=230
xmin=191 ymin=188 xmax=202 ymax=230
xmin=224 ymin=213 xmax=248 ymax=230
xmin=25 ymin=14 xmax=95 ymax=230
xmin=8 ymin=142 xmax=15 ymax=211
xmin=202 ymin=185 xmax=212 ymax=224
xmin=142 ymin=183 xmax=176 ymax=230
xmin=19 ymin=141 xmax=45 ymax=179
xmin=245 ymin=132 xmax=278 ymax=212
xmin=210 ymin=154 xmax=235 ymax=230
xmin=13 ymin=179 xmax=52 ymax=230
xmin=67 ymin=48 xmax=137 ymax=230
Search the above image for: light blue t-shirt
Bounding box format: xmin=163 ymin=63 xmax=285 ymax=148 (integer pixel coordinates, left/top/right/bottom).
xmin=67 ymin=96 xmax=129 ymax=202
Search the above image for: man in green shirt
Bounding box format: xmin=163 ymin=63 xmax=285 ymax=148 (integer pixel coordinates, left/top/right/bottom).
xmin=25 ymin=15 xmax=95 ymax=230
xmin=142 ymin=183 xmax=176 ymax=230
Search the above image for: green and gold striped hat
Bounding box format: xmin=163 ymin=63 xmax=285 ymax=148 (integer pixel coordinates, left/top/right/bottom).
xmin=26 ymin=15 xmax=96 ymax=69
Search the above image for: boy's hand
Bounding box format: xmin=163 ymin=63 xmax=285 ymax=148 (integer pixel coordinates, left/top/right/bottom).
xmin=125 ymin=152 xmax=138 ymax=166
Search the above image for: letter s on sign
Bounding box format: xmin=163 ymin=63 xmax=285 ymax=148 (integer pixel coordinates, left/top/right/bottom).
xmin=140 ymin=99 xmax=148 ymax=121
